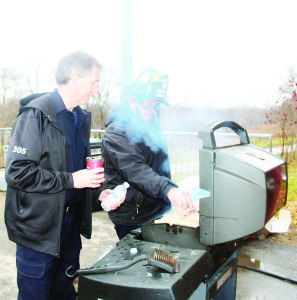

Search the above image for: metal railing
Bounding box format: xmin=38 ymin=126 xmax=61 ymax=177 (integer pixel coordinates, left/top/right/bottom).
xmin=0 ymin=128 xmax=272 ymax=183
xmin=0 ymin=128 xmax=12 ymax=170
xmin=166 ymin=131 xmax=273 ymax=182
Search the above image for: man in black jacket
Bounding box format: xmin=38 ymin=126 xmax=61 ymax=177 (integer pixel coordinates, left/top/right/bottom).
xmin=101 ymin=68 xmax=193 ymax=240
xmin=5 ymin=51 xmax=114 ymax=300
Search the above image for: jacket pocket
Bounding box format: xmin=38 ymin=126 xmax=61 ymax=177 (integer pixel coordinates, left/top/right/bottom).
xmin=6 ymin=187 xmax=59 ymax=232
xmin=126 ymin=188 xmax=156 ymax=210
xmin=5 ymin=188 xmax=26 ymax=216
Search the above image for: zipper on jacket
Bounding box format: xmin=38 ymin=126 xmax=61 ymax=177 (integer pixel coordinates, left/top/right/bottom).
xmin=55 ymin=203 xmax=62 ymax=258
xmin=135 ymin=192 xmax=142 ymax=214
xmin=19 ymin=192 xmax=26 ymax=214
xmin=46 ymin=114 xmax=63 ymax=258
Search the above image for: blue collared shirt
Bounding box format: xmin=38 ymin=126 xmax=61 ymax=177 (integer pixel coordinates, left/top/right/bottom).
xmin=50 ymin=89 xmax=86 ymax=207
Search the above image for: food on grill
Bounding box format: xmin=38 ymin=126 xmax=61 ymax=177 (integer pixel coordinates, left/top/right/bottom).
xmin=155 ymin=207 xmax=200 ymax=228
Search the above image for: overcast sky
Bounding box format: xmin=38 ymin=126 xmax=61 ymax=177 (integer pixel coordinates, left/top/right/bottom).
xmin=1 ymin=0 xmax=297 ymax=108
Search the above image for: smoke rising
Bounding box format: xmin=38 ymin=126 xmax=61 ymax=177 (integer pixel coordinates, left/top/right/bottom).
xmin=159 ymin=105 xmax=266 ymax=132
xmin=107 ymin=102 xmax=168 ymax=154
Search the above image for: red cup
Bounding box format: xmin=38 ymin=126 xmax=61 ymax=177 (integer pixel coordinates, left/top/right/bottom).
xmin=86 ymin=157 xmax=103 ymax=174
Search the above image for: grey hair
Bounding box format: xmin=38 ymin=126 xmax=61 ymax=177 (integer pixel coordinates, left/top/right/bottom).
xmin=55 ymin=51 xmax=102 ymax=85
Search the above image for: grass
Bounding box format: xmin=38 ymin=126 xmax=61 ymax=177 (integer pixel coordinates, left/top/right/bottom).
xmin=253 ymin=137 xmax=282 ymax=149
xmin=254 ymin=136 xmax=296 ymax=150
xmin=253 ymin=138 xmax=272 ymax=149
xmin=287 ymin=160 xmax=297 ymax=204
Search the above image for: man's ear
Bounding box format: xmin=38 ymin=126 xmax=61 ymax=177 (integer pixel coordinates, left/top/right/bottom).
xmin=69 ymin=70 xmax=79 ymax=85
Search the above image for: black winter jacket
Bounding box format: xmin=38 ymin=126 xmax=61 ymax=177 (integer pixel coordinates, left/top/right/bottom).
xmin=5 ymin=93 xmax=100 ymax=256
xmin=101 ymin=104 xmax=176 ymax=225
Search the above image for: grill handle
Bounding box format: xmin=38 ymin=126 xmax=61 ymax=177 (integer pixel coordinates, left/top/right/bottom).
xmin=198 ymin=121 xmax=250 ymax=150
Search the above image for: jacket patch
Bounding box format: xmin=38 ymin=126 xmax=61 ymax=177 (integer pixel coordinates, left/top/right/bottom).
xmin=12 ymin=146 xmax=27 ymax=154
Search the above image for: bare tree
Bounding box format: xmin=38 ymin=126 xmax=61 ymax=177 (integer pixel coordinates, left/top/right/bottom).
xmin=26 ymin=59 xmax=43 ymax=93
xmin=0 ymin=99 xmax=19 ymax=127
xmin=265 ymin=69 xmax=297 ymax=161
xmin=0 ymin=68 xmax=20 ymax=106
xmin=21 ymin=58 xmax=54 ymax=94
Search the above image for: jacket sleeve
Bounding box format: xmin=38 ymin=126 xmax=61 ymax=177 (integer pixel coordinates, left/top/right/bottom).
xmin=5 ymin=108 xmax=73 ymax=193
xmin=102 ymin=127 xmax=176 ymax=201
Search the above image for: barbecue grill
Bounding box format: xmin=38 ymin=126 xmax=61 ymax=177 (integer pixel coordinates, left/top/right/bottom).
xmin=77 ymin=121 xmax=287 ymax=300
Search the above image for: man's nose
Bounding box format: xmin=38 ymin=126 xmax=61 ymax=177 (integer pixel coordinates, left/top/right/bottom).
xmin=92 ymin=84 xmax=99 ymax=94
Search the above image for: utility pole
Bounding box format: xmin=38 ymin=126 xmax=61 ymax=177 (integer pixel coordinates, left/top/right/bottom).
xmin=121 ymin=0 xmax=133 ymax=84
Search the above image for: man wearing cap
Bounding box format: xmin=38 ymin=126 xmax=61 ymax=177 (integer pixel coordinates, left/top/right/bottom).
xmin=101 ymin=68 xmax=193 ymax=239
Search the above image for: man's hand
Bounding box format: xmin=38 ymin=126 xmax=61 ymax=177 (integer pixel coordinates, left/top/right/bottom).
xmin=167 ymin=187 xmax=194 ymax=210
xmin=98 ymin=189 xmax=113 ymax=202
xmin=72 ymin=168 xmax=105 ymax=189
xmin=99 ymin=189 xmax=126 ymax=210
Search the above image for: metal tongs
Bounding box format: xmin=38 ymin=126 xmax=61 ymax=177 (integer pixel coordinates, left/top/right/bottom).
xmin=66 ymin=248 xmax=180 ymax=279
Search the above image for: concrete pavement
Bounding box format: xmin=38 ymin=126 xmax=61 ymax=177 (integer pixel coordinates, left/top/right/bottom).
xmin=1 ymin=191 xmax=297 ymax=300
xmin=236 ymin=239 xmax=297 ymax=299
xmin=0 ymin=191 xmax=119 ymax=300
